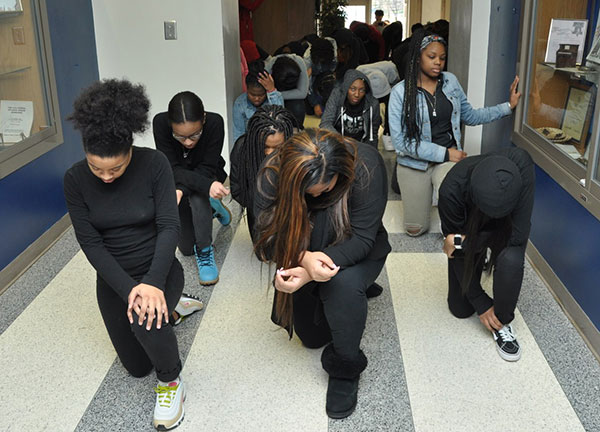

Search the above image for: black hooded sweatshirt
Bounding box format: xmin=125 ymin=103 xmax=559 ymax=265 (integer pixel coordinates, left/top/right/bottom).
xmin=438 ymin=147 xmax=535 ymax=248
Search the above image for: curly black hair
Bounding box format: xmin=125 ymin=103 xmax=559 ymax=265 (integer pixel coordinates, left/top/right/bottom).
xmin=68 ymin=79 xmax=149 ymax=157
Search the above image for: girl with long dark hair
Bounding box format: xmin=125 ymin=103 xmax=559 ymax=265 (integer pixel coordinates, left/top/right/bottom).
xmin=230 ymin=104 xmax=297 ymax=240
xmin=438 ymin=147 xmax=535 ymax=361
xmin=64 ymin=79 xmax=186 ymax=430
xmin=254 ymin=129 xmax=390 ymax=419
xmin=388 ymin=28 xmax=521 ymax=236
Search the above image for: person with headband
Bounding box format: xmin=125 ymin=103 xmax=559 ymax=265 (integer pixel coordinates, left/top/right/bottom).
xmin=438 ymin=147 xmax=535 ymax=361
xmin=254 ymin=129 xmax=390 ymax=419
xmin=388 ymin=28 xmax=521 ymax=236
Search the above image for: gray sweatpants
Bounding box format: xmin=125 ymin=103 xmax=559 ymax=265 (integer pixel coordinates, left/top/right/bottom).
xmin=396 ymin=161 xmax=455 ymax=236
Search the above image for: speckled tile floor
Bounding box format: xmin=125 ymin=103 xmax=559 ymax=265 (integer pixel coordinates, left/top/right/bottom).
xmin=1 ymin=142 xmax=599 ymax=431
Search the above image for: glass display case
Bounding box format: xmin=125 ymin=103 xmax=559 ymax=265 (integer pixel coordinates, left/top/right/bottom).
xmin=514 ymin=0 xmax=600 ymax=219
xmin=0 ymin=0 xmax=61 ymax=178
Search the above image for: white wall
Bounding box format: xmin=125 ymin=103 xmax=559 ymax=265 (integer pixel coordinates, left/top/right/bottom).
xmin=91 ymin=0 xmax=241 ymax=170
xmin=462 ymin=0 xmax=490 ymax=156
xmin=422 ymin=0 xmax=443 ymax=24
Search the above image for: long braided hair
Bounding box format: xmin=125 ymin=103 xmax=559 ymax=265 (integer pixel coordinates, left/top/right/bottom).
xmin=235 ymin=105 xmax=297 ymax=211
xmin=401 ymin=28 xmax=446 ymax=154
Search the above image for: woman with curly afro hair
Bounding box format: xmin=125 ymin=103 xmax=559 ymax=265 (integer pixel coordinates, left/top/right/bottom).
xmin=63 ymin=79 xmax=187 ymax=430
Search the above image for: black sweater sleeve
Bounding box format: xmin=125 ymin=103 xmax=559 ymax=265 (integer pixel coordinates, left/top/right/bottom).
xmin=229 ymin=135 xmax=247 ymax=208
xmin=323 ymin=145 xmax=388 ymax=266
xmin=140 ymin=152 xmax=180 ymax=288
xmin=64 ymin=168 xmax=138 ymax=300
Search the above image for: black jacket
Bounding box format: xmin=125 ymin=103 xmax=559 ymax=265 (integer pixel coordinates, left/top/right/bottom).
xmin=438 ymin=147 xmax=535 ymax=247
xmin=153 ymin=111 xmax=227 ymax=197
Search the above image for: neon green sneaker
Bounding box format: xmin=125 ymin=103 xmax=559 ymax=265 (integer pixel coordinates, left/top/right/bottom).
xmin=153 ymin=377 xmax=185 ymax=430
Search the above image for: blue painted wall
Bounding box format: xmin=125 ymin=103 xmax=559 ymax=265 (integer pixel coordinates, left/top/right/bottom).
xmin=0 ymin=0 xmax=98 ymax=270
xmin=529 ymin=166 xmax=600 ymax=330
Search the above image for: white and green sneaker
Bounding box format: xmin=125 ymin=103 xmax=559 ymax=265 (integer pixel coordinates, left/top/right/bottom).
xmin=153 ymin=376 xmax=185 ymax=430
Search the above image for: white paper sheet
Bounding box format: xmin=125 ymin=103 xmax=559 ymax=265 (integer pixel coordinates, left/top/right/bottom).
xmin=0 ymin=100 xmax=33 ymax=143
xmin=545 ymin=19 xmax=588 ymax=64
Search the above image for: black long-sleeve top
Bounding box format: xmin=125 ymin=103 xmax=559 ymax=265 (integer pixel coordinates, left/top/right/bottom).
xmin=255 ymin=142 xmax=391 ymax=267
xmin=438 ymin=147 xmax=535 ymax=247
xmin=153 ymin=111 xmax=227 ymax=197
xmin=63 ymin=147 xmax=180 ymax=301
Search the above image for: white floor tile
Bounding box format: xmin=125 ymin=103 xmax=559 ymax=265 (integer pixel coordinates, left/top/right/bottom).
xmin=383 ymin=201 xmax=441 ymax=234
xmin=0 ymin=252 xmax=115 ymax=431
xmin=387 ymin=253 xmax=585 ymax=432
xmin=179 ymin=220 xmax=328 ymax=432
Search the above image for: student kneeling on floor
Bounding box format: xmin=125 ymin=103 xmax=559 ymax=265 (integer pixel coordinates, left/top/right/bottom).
xmin=254 ymin=129 xmax=390 ymax=419
xmin=438 ymin=147 xmax=535 ymax=361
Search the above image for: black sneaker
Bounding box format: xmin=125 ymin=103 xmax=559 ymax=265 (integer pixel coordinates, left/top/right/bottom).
xmin=493 ymin=324 xmax=521 ymax=361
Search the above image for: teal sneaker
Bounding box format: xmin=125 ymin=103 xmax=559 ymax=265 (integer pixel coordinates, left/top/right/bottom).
xmin=194 ymin=245 xmax=219 ymax=285
xmin=210 ymin=197 xmax=232 ymax=226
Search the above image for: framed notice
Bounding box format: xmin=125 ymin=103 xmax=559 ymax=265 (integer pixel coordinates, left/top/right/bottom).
xmin=545 ymin=19 xmax=588 ymax=64
xmin=0 ymin=100 xmax=34 ymax=143
xmin=560 ymin=84 xmax=595 ymax=144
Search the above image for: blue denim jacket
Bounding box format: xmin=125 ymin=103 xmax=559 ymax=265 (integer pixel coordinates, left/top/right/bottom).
xmin=388 ymin=72 xmax=512 ymax=171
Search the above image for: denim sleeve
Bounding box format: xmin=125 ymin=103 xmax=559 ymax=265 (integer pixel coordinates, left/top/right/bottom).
xmin=455 ymin=80 xmax=512 ymax=126
xmin=232 ymin=99 xmax=246 ymax=142
xmin=266 ymin=90 xmax=284 ymax=107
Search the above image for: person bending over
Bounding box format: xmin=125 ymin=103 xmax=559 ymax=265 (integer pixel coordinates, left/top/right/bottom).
xmin=230 ymin=104 xmax=297 ymax=241
xmin=265 ymin=53 xmax=309 ymax=126
xmin=64 ymin=79 xmax=186 ymax=430
xmin=357 ymin=60 xmax=400 ymax=151
xmin=153 ymin=91 xmax=230 ymax=286
xmin=439 ymin=147 xmax=535 ymax=361
xmin=233 ymin=60 xmax=284 ymax=141
xmin=320 ymin=69 xmax=381 ymax=148
xmin=388 ymin=28 xmax=521 ymax=236
xmin=254 ymin=129 xmax=390 ymax=419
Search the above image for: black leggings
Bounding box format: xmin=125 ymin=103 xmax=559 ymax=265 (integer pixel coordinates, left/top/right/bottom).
xmin=178 ymin=192 xmax=213 ymax=255
xmin=292 ymin=257 xmax=386 ymax=359
xmin=96 ymin=259 xmax=184 ymax=381
xmin=447 ymin=245 xmax=525 ymax=324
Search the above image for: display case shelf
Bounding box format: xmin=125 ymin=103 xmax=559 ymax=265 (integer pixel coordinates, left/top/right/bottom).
xmin=0 ymin=66 xmax=31 ymax=78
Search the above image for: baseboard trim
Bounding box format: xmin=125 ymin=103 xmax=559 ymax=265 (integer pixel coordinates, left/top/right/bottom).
xmin=526 ymin=241 xmax=600 ymax=362
xmin=0 ymin=214 xmax=72 ymax=295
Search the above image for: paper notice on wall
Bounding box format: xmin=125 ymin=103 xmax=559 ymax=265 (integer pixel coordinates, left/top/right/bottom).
xmin=0 ymin=100 xmax=33 ymax=143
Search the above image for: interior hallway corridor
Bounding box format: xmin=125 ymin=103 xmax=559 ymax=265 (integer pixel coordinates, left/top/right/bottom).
xmin=1 ymin=121 xmax=600 ymax=432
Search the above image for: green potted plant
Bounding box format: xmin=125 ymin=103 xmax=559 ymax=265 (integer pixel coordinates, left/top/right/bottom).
xmin=316 ymin=0 xmax=348 ymax=37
